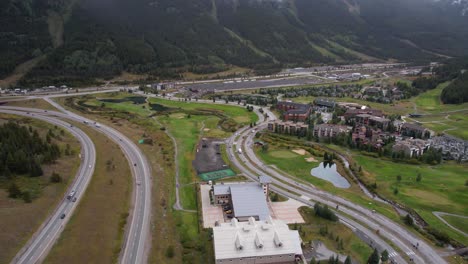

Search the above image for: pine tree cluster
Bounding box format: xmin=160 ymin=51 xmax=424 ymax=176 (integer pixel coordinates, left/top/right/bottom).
xmin=0 ymin=122 xmax=61 ymax=178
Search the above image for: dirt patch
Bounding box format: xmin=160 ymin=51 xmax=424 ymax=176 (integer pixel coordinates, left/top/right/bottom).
xmin=203 ymin=128 xmax=210 ymax=131
xmin=292 ymin=149 xmax=307 ymax=155
xmin=305 ymin=157 xmax=318 ymax=162
xmin=193 ymin=139 xmax=228 ymax=175
xmin=170 ymin=113 xmax=185 ymax=119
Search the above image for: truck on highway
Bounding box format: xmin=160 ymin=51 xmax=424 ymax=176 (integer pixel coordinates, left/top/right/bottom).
xmin=67 ymin=190 xmax=76 ymax=200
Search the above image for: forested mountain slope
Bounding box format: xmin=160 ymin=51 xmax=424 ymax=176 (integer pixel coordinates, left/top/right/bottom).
xmin=1 ymin=0 xmax=467 ymax=86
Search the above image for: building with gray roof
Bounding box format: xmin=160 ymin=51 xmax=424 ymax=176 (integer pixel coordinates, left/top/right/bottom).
xmin=212 ymin=181 xmax=271 ymax=221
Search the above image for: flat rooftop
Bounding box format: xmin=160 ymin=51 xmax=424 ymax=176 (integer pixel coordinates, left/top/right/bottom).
xmin=213 ymin=217 xmax=303 ymax=261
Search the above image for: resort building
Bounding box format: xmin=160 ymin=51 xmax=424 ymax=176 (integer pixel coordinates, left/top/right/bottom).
xmin=213 ymin=217 xmax=304 ymax=264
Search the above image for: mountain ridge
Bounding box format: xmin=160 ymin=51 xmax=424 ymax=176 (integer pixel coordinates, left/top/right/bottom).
xmin=1 ymin=0 xmax=467 ymax=86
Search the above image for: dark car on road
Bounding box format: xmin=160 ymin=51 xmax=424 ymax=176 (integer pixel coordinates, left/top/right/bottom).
xmin=60 ymin=213 xmax=66 ymax=219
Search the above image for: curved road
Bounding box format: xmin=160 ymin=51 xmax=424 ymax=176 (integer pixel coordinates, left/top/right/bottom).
xmin=226 ymin=108 xmax=445 ymax=264
xmin=145 ymin=93 xmax=446 ymax=264
xmin=0 ymin=109 xmax=96 ymax=264
xmin=1 ymin=102 xmax=152 ymax=264
xmin=0 ymin=90 xmax=448 ymax=264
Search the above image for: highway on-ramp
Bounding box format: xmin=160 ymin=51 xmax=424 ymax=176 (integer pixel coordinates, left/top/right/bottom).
xmin=0 ymin=109 xmax=96 ymax=264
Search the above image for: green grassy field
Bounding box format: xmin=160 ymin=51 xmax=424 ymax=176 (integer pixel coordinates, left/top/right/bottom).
xmin=413 ymin=82 xmax=468 ymax=113
xmin=352 ymin=153 xmax=468 ymax=245
xmin=256 ymin=148 xmax=321 ymax=183
xmin=291 ymin=95 xmax=414 ymax=116
xmin=158 ymin=114 xmax=205 ymax=210
xmin=441 ymin=215 xmax=468 ymax=235
xmin=408 ymin=82 xmax=468 ymax=139
xmin=298 ymin=207 xmax=373 ymax=263
xmin=45 ymin=123 xmax=131 ymax=264
xmin=256 ymin=145 xmax=400 ymax=222
xmin=149 ymin=98 xmax=258 ymax=125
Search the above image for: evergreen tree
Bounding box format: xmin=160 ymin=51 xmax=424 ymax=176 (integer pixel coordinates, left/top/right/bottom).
xmin=22 ymin=190 xmax=32 ymax=203
xmin=404 ymin=214 xmax=414 ymax=226
xmin=344 ymin=256 xmax=352 ymax=264
xmin=381 ymin=249 xmax=389 ymax=262
xmin=8 ymin=182 xmax=21 ymax=198
xmin=367 ymin=249 xmax=380 ymax=264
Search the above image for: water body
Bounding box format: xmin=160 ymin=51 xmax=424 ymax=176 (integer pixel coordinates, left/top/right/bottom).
xmin=310 ymin=162 xmax=351 ymax=188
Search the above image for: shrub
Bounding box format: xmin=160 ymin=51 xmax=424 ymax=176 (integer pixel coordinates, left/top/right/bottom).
xmin=22 ymin=191 xmax=32 ymax=203
xmin=166 ymin=245 xmax=175 ymax=258
xmin=8 ymin=183 xmax=22 ymax=198
xmin=50 ymin=172 xmax=62 ymax=183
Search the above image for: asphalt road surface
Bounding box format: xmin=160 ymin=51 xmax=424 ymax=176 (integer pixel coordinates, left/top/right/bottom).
xmin=224 ymin=107 xmax=446 ymax=264
xmin=1 ymin=101 xmax=152 ymax=264
xmin=0 ymin=109 xmax=96 ymax=264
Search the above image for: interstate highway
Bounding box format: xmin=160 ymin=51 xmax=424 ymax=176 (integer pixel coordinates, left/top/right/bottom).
xmin=0 ymin=109 xmax=96 ymax=264
xmin=0 ymin=103 xmax=152 ymax=264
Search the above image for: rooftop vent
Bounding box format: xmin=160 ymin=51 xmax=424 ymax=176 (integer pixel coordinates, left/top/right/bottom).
xmin=274 ymin=231 xmax=283 ymax=247
xmin=235 ymin=233 xmax=244 ymax=250
xmin=254 ymin=232 xmax=264 ymax=249
xmin=231 ymin=218 xmax=239 ymax=227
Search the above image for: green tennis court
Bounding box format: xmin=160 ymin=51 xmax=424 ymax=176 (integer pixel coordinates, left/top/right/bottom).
xmin=199 ymin=169 xmax=236 ymax=181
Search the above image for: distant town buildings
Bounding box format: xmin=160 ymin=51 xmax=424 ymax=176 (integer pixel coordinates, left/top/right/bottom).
xmin=267 ymin=121 xmax=308 ymax=136
xmin=276 ymin=102 xmax=312 ymax=122
xmin=213 ymin=217 xmax=303 ymax=264
xmin=313 ymin=98 xmax=336 ymax=109
xmin=392 ymin=138 xmax=430 ymax=158
xmin=401 ymin=123 xmax=431 ymax=139
xmin=344 ymin=108 xmax=384 ymax=120
xmin=313 ymin=124 xmax=350 ymax=139
xmin=152 ymin=82 xmax=175 ymax=91
xmin=430 ymin=135 xmax=468 ymax=162
xmin=355 ymin=114 xmax=390 ymax=130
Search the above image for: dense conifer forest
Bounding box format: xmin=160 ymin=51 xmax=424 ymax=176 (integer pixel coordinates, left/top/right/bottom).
xmin=0 ymin=122 xmax=61 ymax=178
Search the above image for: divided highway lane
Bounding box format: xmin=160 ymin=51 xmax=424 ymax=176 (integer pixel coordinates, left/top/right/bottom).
xmin=137 ymin=94 xmax=445 ymax=264
xmin=231 ymin=120 xmax=446 ymax=264
xmin=1 ymin=103 xmax=152 ymax=264
xmin=0 ymin=109 xmax=96 ymax=264
xmin=225 ymin=126 xmax=411 ymax=263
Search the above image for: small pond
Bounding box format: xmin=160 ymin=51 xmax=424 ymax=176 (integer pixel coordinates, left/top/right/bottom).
xmin=310 ymin=162 xmax=351 ymax=188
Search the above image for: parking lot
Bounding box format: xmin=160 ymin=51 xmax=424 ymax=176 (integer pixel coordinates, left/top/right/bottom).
xmin=200 ymin=184 xmax=224 ymax=228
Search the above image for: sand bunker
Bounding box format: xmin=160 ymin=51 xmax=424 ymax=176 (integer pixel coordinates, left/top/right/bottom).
xmin=292 ymin=149 xmax=307 ymax=155
xmin=203 ymin=128 xmax=210 ymax=131
xmin=305 ymin=157 xmax=318 ymax=162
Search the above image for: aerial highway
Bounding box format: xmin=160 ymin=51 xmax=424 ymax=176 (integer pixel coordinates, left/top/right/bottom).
xmin=225 ymin=108 xmax=446 ymax=264
xmin=0 ymin=109 xmax=96 ymax=264
xmin=1 ymin=101 xmax=152 ymax=264
xmin=143 ymin=93 xmax=446 ymax=264
xmin=0 ymin=88 xmax=447 ymax=264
